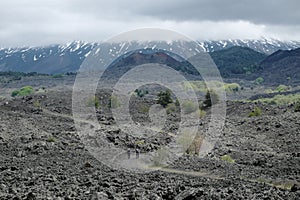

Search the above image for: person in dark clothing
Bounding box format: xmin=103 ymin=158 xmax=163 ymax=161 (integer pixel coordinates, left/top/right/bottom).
xmin=127 ymin=148 xmax=131 ymax=159
xmin=135 ymin=148 xmax=140 ymax=159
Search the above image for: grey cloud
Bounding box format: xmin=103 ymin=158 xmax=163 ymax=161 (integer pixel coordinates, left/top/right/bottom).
xmin=0 ymin=0 xmax=299 ymax=47
xmin=131 ymin=0 xmax=300 ymax=26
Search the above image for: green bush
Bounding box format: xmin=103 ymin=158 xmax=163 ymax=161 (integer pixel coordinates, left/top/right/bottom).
xmin=157 ymin=90 xmax=173 ymax=107
xmin=47 ymin=137 xmax=56 ymax=143
xmin=11 ymin=86 xmax=34 ymax=97
xmin=52 ymin=74 xmax=64 ymax=78
xmin=221 ymin=155 xmax=235 ymax=163
xmin=249 ymin=107 xmax=262 ymax=117
xmin=255 ymin=77 xmax=264 ymax=85
xmin=276 ymin=84 xmax=289 ymax=92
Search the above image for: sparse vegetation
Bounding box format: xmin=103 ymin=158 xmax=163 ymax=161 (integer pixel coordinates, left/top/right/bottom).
xmin=249 ymin=107 xmax=262 ymax=117
xmin=254 ymin=93 xmax=300 ymax=106
xmin=87 ymin=96 xmax=100 ymax=109
xmin=11 ymin=86 xmax=34 ymax=97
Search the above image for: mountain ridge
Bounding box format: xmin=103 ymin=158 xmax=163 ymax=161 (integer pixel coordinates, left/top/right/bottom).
xmin=0 ymin=39 xmax=299 ymax=75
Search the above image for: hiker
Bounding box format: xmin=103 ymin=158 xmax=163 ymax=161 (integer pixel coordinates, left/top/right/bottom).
xmin=127 ymin=148 xmax=131 ymax=159
xmin=135 ymin=148 xmax=140 ymax=159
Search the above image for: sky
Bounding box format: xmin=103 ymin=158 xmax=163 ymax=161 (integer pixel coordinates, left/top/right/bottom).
xmin=0 ymin=0 xmax=299 ymax=47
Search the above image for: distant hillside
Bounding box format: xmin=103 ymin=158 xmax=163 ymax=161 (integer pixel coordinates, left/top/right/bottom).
xmin=260 ymin=48 xmax=300 ymax=85
xmin=209 ymin=46 xmax=267 ymax=77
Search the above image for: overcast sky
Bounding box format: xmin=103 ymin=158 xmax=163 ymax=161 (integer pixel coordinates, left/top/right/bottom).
xmin=0 ymin=0 xmax=299 ymax=47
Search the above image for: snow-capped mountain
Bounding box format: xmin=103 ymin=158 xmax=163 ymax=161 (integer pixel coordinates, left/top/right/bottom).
xmin=200 ymin=38 xmax=300 ymax=54
xmin=0 ymin=39 xmax=299 ymax=74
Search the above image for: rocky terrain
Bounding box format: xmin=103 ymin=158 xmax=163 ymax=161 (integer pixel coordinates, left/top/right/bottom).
xmin=0 ymin=85 xmax=299 ymax=199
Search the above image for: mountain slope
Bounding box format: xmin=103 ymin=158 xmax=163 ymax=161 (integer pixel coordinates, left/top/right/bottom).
xmin=0 ymin=41 xmax=96 ymax=74
xmin=260 ymin=48 xmax=300 ymax=85
xmin=209 ymin=46 xmax=267 ymax=77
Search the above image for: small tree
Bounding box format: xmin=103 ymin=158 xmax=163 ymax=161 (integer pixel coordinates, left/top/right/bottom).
xmin=203 ymin=89 xmax=219 ymax=108
xmin=157 ymin=90 xmax=173 ymax=108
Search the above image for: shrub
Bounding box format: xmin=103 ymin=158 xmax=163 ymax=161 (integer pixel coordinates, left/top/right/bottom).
xmin=33 ymin=100 xmax=41 ymax=108
xmin=198 ymin=109 xmax=206 ymax=118
xmin=87 ymin=96 xmax=100 ymax=109
xmin=186 ymin=134 xmax=203 ymax=155
xmin=255 ymin=77 xmax=264 ymax=85
xmin=52 ymin=74 xmax=63 ymax=78
xmin=177 ymin=131 xmax=195 ymax=153
xmin=135 ymin=89 xmax=148 ymax=98
xmin=157 ymin=90 xmax=173 ymax=107
xmin=295 ymin=101 xmax=300 ymax=112
xmin=276 ymin=84 xmax=289 ymax=92
xmin=182 ymin=100 xmax=198 ymax=114
xmin=221 ymin=155 xmax=235 ymax=163
xmin=138 ymin=104 xmax=149 ymax=114
xmin=166 ymin=103 xmax=176 ymax=114
xmin=225 ymin=83 xmax=241 ymax=93
xmin=109 ymin=95 xmax=120 ymax=108
xmin=11 ymin=86 xmax=34 ymax=97
xmin=47 ymin=137 xmax=56 ymax=143
xmin=249 ymin=107 xmax=262 ymax=117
